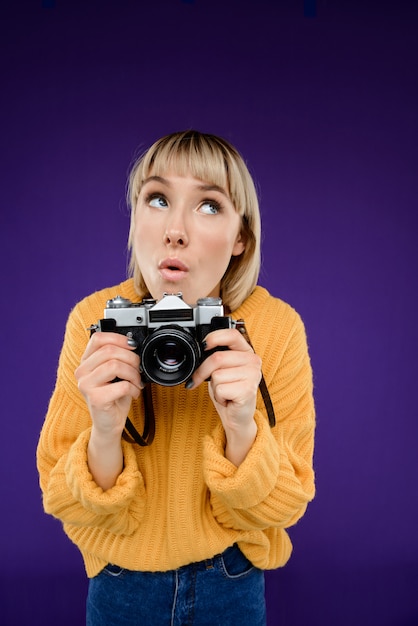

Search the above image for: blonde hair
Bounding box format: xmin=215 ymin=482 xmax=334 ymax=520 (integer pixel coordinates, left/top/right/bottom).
xmin=127 ymin=130 xmax=261 ymax=312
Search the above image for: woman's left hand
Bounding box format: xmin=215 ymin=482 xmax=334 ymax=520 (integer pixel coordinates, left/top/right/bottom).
xmin=190 ymin=328 xmax=262 ymax=466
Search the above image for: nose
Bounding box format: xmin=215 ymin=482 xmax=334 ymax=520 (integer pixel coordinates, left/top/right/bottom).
xmin=164 ymin=230 xmax=188 ymax=246
xmin=163 ymin=213 xmax=189 ymax=247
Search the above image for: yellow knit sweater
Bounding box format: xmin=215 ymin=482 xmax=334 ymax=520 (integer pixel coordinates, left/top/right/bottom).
xmin=37 ymin=280 xmax=315 ymax=577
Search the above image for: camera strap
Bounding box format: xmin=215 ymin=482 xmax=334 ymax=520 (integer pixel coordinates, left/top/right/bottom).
xmin=123 ymin=383 xmax=156 ymax=446
xmin=235 ymin=320 xmax=276 ymax=428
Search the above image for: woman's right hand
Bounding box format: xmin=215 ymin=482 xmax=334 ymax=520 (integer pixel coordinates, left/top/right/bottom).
xmin=75 ymin=332 xmax=143 ymax=441
xmin=75 ymin=332 xmax=142 ymax=490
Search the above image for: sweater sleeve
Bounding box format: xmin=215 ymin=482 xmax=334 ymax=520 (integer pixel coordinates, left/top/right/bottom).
xmin=203 ymin=308 xmax=315 ymax=532
xmin=36 ymin=302 xmax=146 ymax=536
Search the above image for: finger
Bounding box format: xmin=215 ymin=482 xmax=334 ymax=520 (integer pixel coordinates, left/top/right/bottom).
xmin=210 ymin=378 xmax=248 ymax=408
xmin=79 ymin=356 xmax=141 ymax=388
xmin=86 ymin=378 xmax=142 ymax=408
xmin=190 ymin=348 xmax=262 ymax=390
xmin=208 ymin=378 xmax=258 ymax=427
xmin=77 ymin=369 xmax=142 ymax=406
xmin=77 ymin=343 xmax=140 ymax=379
xmin=211 ymin=361 xmax=262 ymax=394
xmin=203 ymin=328 xmax=253 ymax=353
xmin=81 ymin=331 xmax=137 ymax=362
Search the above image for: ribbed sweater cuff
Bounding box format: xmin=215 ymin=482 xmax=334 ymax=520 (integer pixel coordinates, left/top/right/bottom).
xmin=203 ymin=413 xmax=280 ymax=510
xmin=65 ymin=429 xmax=144 ymax=514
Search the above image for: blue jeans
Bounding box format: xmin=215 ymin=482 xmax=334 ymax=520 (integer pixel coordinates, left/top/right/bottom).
xmin=86 ymin=544 xmax=266 ymax=626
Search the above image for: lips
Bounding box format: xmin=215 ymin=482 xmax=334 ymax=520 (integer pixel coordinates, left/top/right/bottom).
xmin=158 ymin=258 xmax=189 ymax=282
xmin=159 ymin=258 xmax=189 ymax=272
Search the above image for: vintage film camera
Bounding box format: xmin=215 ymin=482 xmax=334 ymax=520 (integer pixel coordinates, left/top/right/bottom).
xmin=91 ymin=293 xmax=234 ymax=386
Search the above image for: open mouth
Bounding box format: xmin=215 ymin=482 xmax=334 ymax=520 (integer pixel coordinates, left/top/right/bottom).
xmin=159 ymin=258 xmax=189 ymax=281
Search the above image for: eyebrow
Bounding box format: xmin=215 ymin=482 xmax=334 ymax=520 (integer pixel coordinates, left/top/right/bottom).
xmin=141 ymin=175 xmax=229 ymax=197
xmin=142 ymin=175 xmax=171 ymax=187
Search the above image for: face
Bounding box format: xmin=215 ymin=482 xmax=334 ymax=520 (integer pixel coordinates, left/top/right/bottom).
xmin=133 ymin=171 xmax=245 ymax=305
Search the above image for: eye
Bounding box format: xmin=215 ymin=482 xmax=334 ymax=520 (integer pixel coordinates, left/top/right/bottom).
xmin=199 ymin=200 xmax=221 ymax=215
xmin=148 ymin=194 xmax=168 ymax=209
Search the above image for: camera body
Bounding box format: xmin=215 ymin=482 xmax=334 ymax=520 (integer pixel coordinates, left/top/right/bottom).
xmin=91 ymin=293 xmax=233 ymax=386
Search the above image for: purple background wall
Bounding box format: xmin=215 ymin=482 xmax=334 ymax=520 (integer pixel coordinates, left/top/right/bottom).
xmin=1 ymin=1 xmax=417 ymax=624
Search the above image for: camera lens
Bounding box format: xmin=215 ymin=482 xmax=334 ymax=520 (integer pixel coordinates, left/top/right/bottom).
xmin=154 ymin=341 xmax=186 ymax=371
xmin=140 ymin=326 xmax=200 ymax=386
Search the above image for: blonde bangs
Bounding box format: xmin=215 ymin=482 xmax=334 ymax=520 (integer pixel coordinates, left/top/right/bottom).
xmin=147 ymin=137 xmax=228 ymax=190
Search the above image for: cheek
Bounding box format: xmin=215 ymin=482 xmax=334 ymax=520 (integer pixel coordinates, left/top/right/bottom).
xmin=205 ymin=239 xmax=237 ymax=277
xmin=134 ymin=214 xmax=156 ymax=245
xmin=133 ymin=226 xmax=153 ymax=268
xmin=134 ymin=224 xmax=145 ymax=244
xmin=219 ymin=230 xmax=242 ymax=256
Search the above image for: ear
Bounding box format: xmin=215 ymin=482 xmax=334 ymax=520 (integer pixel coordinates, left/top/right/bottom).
xmin=232 ymin=231 xmax=246 ymax=257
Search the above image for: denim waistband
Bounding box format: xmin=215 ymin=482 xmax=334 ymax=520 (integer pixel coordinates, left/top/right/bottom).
xmin=177 ymin=543 xmax=239 ymax=573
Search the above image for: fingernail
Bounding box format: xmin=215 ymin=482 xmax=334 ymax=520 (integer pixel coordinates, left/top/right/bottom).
xmin=127 ymin=332 xmax=138 ymax=348
xmin=185 ymin=378 xmax=195 ymax=390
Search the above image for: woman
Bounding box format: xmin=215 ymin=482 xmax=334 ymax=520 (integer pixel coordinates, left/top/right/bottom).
xmin=37 ymin=130 xmax=315 ymax=625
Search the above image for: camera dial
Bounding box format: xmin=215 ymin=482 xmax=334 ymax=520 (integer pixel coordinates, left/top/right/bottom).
xmin=107 ymin=295 xmax=132 ymax=308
